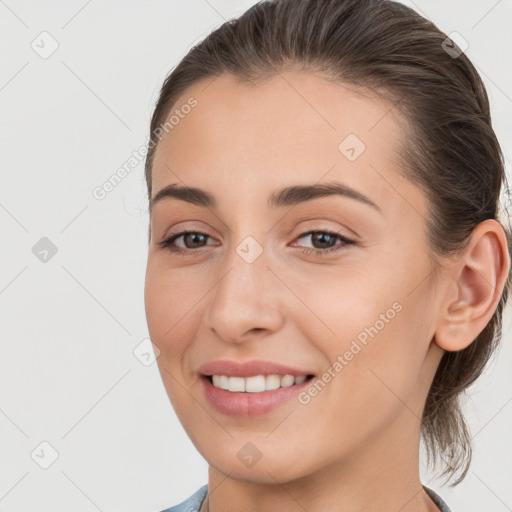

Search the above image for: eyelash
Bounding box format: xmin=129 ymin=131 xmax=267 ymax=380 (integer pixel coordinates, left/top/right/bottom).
xmin=158 ymin=229 xmax=354 ymax=257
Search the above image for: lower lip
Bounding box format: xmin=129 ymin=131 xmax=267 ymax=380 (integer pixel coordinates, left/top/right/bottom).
xmin=200 ymin=375 xmax=314 ymax=417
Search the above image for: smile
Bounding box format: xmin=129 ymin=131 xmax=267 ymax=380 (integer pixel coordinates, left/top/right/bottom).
xmin=201 ymin=374 xmax=315 ymax=417
xmin=210 ymin=374 xmax=311 ymax=392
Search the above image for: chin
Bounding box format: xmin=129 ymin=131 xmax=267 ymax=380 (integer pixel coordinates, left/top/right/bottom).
xmin=203 ymin=445 xmax=315 ymax=484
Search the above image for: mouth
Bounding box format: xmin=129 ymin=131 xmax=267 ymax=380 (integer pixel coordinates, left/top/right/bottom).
xmin=196 ymin=359 xmax=317 ymax=416
xmin=200 ymin=373 xmax=316 ymax=417
xmin=203 ymin=373 xmax=316 ymax=393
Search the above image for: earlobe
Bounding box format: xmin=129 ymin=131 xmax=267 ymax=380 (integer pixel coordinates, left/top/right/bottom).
xmin=434 ymin=219 xmax=510 ymax=352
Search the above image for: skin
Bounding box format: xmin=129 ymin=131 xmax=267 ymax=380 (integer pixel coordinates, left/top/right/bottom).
xmin=144 ymin=70 xmax=510 ymax=512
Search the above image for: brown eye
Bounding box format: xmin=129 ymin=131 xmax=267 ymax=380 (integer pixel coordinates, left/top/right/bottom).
xmin=294 ymin=230 xmax=354 ymax=256
xmin=308 ymin=232 xmax=338 ymax=249
xmin=158 ymin=231 xmax=214 ymax=254
xmin=179 ymin=232 xmax=209 ymax=249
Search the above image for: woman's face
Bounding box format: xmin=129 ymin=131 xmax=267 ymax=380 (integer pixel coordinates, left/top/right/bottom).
xmin=144 ymin=71 xmax=446 ymax=483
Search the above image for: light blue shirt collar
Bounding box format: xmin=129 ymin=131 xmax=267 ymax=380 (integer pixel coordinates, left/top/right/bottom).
xmin=161 ymin=483 xmax=453 ymax=511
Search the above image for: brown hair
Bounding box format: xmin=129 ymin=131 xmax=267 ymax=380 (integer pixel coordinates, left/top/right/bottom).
xmin=144 ymin=0 xmax=512 ymax=486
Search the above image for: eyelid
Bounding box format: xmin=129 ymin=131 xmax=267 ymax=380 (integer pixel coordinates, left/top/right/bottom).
xmin=159 ymin=221 xmax=219 ymax=242
xmin=293 ymin=228 xmax=348 ymax=242
xmin=289 ymin=219 xmax=356 ymax=242
xmin=158 ymin=229 xmax=217 ymax=249
xmin=291 ymin=228 xmax=354 ymax=249
xmin=293 ymin=216 xmax=361 ymax=238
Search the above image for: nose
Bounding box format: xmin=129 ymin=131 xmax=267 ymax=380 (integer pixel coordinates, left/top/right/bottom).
xmin=203 ymin=240 xmax=286 ymax=344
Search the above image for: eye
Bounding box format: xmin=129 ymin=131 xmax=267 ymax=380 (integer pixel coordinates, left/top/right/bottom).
xmin=158 ymin=230 xmax=216 ymax=255
xmin=292 ymin=230 xmax=354 ymax=256
xmin=158 ymin=229 xmax=354 ymax=257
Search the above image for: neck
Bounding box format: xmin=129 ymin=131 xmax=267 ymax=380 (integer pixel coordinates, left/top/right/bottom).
xmin=202 ymin=407 xmax=440 ymax=512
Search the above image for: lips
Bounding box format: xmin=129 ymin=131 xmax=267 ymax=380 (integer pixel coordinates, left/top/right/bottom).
xmin=197 ymin=359 xmax=317 ymax=416
xmin=197 ymin=359 xmax=316 ymax=378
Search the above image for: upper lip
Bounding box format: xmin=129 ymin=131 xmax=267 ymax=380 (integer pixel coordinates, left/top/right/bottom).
xmin=198 ymin=359 xmax=315 ymax=378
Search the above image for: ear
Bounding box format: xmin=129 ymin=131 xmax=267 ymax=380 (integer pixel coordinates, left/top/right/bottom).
xmin=434 ymin=219 xmax=511 ymax=352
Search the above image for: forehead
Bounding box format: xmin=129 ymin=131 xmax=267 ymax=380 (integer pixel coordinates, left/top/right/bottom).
xmin=150 ymin=70 xmax=425 ymax=220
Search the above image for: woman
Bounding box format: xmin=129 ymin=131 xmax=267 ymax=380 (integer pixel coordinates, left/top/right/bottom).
xmin=143 ymin=0 xmax=511 ymax=510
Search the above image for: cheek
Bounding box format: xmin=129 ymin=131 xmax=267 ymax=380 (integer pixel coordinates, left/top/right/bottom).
xmin=144 ymin=260 xmax=194 ymax=374
xmin=144 ymin=257 xmax=202 ymax=338
xmin=292 ymin=310 xmax=426 ymax=461
xmin=295 ymin=260 xmax=430 ymax=419
xmin=144 ymin=261 xmax=170 ymax=339
xmin=144 ymin=261 xmax=203 ymax=415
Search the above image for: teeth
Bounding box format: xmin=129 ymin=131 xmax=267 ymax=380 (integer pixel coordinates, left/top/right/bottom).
xmin=211 ymin=374 xmax=309 ymax=392
xmin=280 ymin=374 xmax=295 ymax=388
xmin=266 ymin=374 xmax=281 ymax=390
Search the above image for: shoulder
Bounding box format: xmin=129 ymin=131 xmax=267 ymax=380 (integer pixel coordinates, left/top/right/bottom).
xmin=422 ymin=484 xmax=453 ymax=512
xmin=158 ymin=484 xmax=208 ymax=512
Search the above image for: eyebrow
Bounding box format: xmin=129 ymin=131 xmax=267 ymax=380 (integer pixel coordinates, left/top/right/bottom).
xmin=151 ymin=181 xmax=382 ymax=214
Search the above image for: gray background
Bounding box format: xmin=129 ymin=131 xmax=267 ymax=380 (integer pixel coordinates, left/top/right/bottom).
xmin=1 ymin=1 xmax=511 ymax=511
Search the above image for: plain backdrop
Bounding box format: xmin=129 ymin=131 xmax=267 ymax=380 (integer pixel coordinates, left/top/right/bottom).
xmin=1 ymin=1 xmax=511 ymax=511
